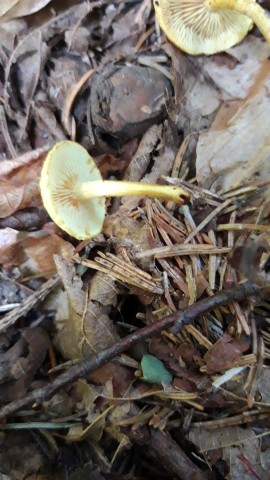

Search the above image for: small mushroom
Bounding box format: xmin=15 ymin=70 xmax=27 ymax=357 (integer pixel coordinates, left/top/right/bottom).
xmin=154 ymin=0 xmax=270 ymax=55
xmin=40 ymin=141 xmax=189 ymax=240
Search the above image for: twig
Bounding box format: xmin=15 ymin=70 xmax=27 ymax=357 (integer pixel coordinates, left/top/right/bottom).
xmin=148 ymin=429 xmax=208 ymax=480
xmin=129 ymin=407 xmax=208 ymax=480
xmin=217 ymin=223 xmax=270 ymax=232
xmin=0 ymin=282 xmax=260 ymax=419
xmin=62 ymin=69 xmax=94 ymax=136
xmin=0 ymin=105 xmax=17 ymax=158
xmin=136 ymin=243 xmax=231 ymax=258
xmin=169 ymin=282 xmax=260 ymax=334
xmin=0 ymin=276 xmax=60 ymax=333
xmin=184 ymin=198 xmax=233 ymax=243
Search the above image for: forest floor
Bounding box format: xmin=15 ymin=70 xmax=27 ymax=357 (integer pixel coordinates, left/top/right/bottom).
xmin=0 ymin=1 xmax=270 ymax=479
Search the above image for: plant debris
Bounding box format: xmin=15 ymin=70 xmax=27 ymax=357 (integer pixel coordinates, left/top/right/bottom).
xmin=0 ymin=1 xmax=269 ymax=479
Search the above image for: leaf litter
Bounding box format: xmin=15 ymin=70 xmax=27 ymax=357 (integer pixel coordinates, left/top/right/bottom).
xmin=0 ymin=1 xmax=269 ymax=479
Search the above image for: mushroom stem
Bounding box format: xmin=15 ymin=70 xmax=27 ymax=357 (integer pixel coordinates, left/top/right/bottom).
xmin=76 ymin=180 xmax=188 ymax=203
xmin=206 ymin=0 xmax=270 ymax=45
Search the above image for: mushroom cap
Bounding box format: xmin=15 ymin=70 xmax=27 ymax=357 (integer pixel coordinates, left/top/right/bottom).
xmin=40 ymin=141 xmax=106 ymax=240
xmin=154 ymin=0 xmax=253 ymax=55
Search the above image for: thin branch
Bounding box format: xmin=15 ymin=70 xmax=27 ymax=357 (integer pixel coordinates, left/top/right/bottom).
xmin=0 ymin=276 xmax=60 ymax=333
xmin=0 ymin=282 xmax=260 ymax=419
xmin=129 ymin=403 xmax=208 ymax=480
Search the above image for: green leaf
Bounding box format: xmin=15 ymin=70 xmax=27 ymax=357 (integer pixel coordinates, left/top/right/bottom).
xmin=141 ymin=354 xmax=172 ymax=384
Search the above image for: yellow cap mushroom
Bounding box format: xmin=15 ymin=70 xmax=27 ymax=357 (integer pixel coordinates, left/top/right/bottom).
xmin=40 ymin=141 xmax=189 ymax=240
xmin=154 ymin=0 xmax=270 ymax=55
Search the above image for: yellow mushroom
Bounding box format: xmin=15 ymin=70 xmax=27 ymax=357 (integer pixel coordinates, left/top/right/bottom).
xmin=40 ymin=141 xmax=189 ymax=240
xmin=154 ymin=0 xmax=270 ymax=55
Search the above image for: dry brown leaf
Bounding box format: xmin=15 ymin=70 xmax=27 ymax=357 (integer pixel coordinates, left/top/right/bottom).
xmin=257 ymin=367 xmax=270 ymax=402
xmin=204 ymin=334 xmax=249 ymax=374
xmin=73 ymin=379 xmax=112 ymax=423
xmin=222 ymin=436 xmax=269 ymax=480
xmin=20 ymin=232 xmax=74 ymax=275
xmin=167 ymin=43 xmax=221 ymax=143
xmin=0 ymin=227 xmax=19 ymax=264
xmin=0 ymin=18 xmax=26 ymax=53
xmin=4 ymin=29 xmax=49 ymax=141
xmin=0 ymin=432 xmax=44 ymax=479
xmin=104 ymin=216 xmax=156 ymax=273
xmin=189 ymin=426 xmax=256 ymax=452
xmin=189 ymin=424 xmax=270 ymax=479
xmin=0 ymin=0 xmax=52 ymax=21
xmin=200 ymin=36 xmax=270 ymax=100
xmin=89 ymin=271 xmax=119 ymax=307
xmin=196 ymin=59 xmax=270 ymax=191
xmin=0 ymin=0 xmax=18 ymax=17
xmin=172 ymin=377 xmax=197 ymax=392
xmin=106 ymin=403 xmax=132 ymax=461
xmin=0 ymin=230 xmax=74 ymax=275
xmin=0 ymin=208 xmax=46 ymax=231
xmin=0 ymin=147 xmax=47 ymax=218
xmin=119 ymin=126 xmax=176 ymax=211
xmin=88 ymin=362 xmax=133 ymax=398
xmin=67 ymin=406 xmax=111 ymax=443
xmin=54 ymin=256 xmax=120 ymax=360
xmin=0 ymin=327 xmax=49 ymax=402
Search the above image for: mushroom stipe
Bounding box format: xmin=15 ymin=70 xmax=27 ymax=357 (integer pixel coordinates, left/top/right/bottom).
xmin=40 ymin=141 xmax=189 ymax=240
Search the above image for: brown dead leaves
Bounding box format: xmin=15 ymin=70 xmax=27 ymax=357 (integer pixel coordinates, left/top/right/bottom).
xmin=0 ymin=2 xmax=269 ymax=479
xmin=196 ymin=43 xmax=270 ymax=193
xmin=204 ymin=334 xmax=249 ymax=374
xmin=0 ymin=147 xmax=46 ymax=218
xmin=0 ymin=327 xmax=49 ymax=402
xmin=54 ymin=256 xmax=120 ymax=360
xmin=0 ymin=229 xmax=74 ymax=275
xmin=0 ymin=1 xmax=52 ymax=22
xmin=0 ymin=146 xmax=76 ymax=274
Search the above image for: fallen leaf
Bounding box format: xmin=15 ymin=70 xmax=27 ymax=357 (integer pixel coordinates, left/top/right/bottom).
xmin=196 ymin=60 xmax=270 ymax=191
xmin=172 ymin=377 xmax=197 ymax=393
xmin=189 ymin=426 xmax=256 ymax=452
xmin=4 ymin=29 xmax=48 ymax=142
xmin=257 ymin=367 xmax=270 ymax=402
xmin=0 ymin=227 xmax=20 ymax=264
xmin=0 ymin=1 xmax=18 ymax=17
xmin=0 ymin=327 xmax=49 ymax=402
xmin=204 ymin=334 xmax=249 ymax=374
xmin=0 ymin=0 xmax=52 ymax=21
xmin=54 ymin=256 xmax=120 ymax=360
xmin=20 ymin=232 xmax=74 ymax=275
xmin=0 ymin=147 xmax=47 ymax=218
xmin=201 ymin=36 xmax=270 ymax=99
xmin=0 ymin=207 xmax=47 ymax=230
xmin=0 ymin=432 xmax=45 ymax=480
xmin=69 ymin=462 xmax=106 ymax=480
xmin=223 ymin=436 xmax=269 ymax=480
xmin=0 ymin=230 xmax=74 ymax=274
